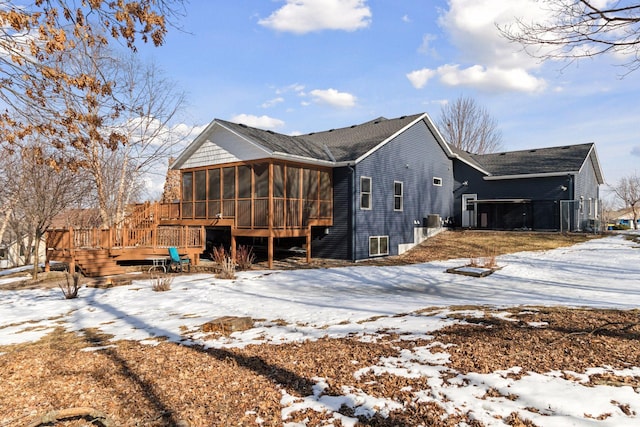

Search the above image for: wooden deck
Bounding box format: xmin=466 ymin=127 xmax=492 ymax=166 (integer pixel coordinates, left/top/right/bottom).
xmin=46 ymin=203 xmax=205 ymax=277
xmin=47 ymin=189 xmax=334 ymax=275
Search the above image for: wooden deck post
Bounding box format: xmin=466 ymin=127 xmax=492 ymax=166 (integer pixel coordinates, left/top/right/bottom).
xmin=306 ymin=228 xmax=311 ymax=264
xmin=68 ymin=227 xmax=75 ymax=273
xmin=230 ymin=232 xmax=236 ymax=262
xmin=268 ymin=235 xmax=274 ymax=269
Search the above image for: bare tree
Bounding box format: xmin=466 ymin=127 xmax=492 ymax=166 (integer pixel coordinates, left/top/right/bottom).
xmin=500 ymin=1 xmax=640 ymax=73
xmin=56 ymin=40 xmax=186 ymax=227
xmin=438 ymin=96 xmax=503 ymax=154
xmin=612 ymin=173 xmax=640 ymax=229
xmin=8 ymin=143 xmax=91 ymax=278
xmin=0 ymin=0 xmax=185 ymax=168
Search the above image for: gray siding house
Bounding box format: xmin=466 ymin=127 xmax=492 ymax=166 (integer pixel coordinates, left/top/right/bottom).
xmin=171 ymin=113 xmax=455 ymax=263
xmin=451 ymin=143 xmax=604 ymax=231
xmin=170 ymin=112 xmax=604 ymax=265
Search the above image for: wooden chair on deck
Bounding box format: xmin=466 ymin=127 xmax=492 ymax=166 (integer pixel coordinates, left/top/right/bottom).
xmin=168 ymin=247 xmax=191 ymax=272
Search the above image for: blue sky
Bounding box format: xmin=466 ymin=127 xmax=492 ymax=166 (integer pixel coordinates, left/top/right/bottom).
xmin=138 ymin=0 xmax=640 ymax=197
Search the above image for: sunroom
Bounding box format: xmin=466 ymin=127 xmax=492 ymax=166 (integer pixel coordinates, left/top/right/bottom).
xmin=178 ymin=160 xmax=333 ymax=267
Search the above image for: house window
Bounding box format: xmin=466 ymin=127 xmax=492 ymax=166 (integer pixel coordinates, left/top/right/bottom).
xmin=369 ymin=236 xmax=389 ymax=257
xmin=433 ymin=177 xmax=443 ymax=186
xmin=360 ymin=176 xmax=372 ymax=210
xmin=394 ymin=181 xmax=403 ymax=211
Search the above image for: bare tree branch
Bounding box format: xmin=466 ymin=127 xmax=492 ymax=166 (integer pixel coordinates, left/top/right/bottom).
xmin=438 ymin=96 xmax=504 ymax=154
xmin=500 ymin=0 xmax=640 ymax=74
xmin=0 ymin=0 xmax=186 ymax=167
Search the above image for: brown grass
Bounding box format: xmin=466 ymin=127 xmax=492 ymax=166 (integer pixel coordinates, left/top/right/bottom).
xmin=362 ymin=230 xmax=598 ymax=267
xmin=250 ymin=230 xmax=600 ymax=270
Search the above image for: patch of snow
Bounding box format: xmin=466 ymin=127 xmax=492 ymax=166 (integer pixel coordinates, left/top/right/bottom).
xmin=1 ymin=235 xmax=640 ymax=425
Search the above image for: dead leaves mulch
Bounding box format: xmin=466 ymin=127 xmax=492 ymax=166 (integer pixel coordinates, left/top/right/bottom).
xmin=1 ymin=307 xmax=640 ymax=426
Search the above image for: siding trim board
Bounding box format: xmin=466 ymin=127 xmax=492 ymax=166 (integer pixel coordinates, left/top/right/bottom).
xmin=484 ymin=171 xmax=580 ymax=180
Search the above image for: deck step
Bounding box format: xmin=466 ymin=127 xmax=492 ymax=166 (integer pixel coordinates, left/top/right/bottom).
xmin=74 ymin=249 xmax=125 ymax=277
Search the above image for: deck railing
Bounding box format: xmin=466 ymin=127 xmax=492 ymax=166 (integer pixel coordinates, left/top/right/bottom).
xmin=47 ymin=225 xmax=204 ymax=252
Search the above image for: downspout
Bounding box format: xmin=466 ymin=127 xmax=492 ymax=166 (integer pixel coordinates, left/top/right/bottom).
xmin=349 ymin=165 xmax=356 ymax=262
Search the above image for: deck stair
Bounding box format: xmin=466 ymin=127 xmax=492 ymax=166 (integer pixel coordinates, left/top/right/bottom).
xmin=74 ymin=249 xmax=125 ymax=277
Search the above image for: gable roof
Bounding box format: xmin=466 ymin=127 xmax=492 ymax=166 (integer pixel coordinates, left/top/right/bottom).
xmin=453 ymin=142 xmax=605 ymax=184
xmin=172 ymin=113 xmax=452 ymax=169
xmin=298 ymin=113 xmax=428 ymax=162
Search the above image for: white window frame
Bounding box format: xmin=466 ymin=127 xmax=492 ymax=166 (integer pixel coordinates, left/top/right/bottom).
xmin=433 ymin=177 xmax=443 ymax=186
xmin=393 ymin=181 xmax=403 ymax=211
xmin=360 ymin=176 xmax=372 ymax=210
xmin=369 ymin=235 xmax=389 ymax=257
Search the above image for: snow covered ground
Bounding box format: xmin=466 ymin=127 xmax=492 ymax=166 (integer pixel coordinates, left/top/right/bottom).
xmin=1 ymin=234 xmax=640 ymax=426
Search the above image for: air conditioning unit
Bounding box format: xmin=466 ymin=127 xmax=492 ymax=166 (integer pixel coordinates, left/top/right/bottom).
xmin=424 ymin=214 xmax=440 ymax=228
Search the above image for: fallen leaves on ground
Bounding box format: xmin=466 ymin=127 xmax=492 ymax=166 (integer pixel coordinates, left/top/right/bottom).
xmin=1 ymin=307 xmax=639 ymax=426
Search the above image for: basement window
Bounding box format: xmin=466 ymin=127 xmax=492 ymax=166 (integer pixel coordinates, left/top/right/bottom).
xmin=369 ymin=236 xmax=389 ymax=257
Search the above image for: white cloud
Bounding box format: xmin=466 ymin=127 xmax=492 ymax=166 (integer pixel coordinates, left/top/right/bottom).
xmin=406 ymin=68 xmax=437 ymax=89
xmin=418 ymin=33 xmax=438 ymax=56
xmin=230 ymin=114 xmax=285 ymax=130
xmin=402 ymin=15 xmax=411 ymax=23
xmin=408 ymin=0 xmax=549 ymax=93
xmin=309 ymin=88 xmax=357 ymax=107
xmin=258 ymin=0 xmax=372 ymax=34
xmin=261 ymin=97 xmax=284 ymax=108
xmin=438 ymin=64 xmax=546 ymax=92
xmin=439 ymin=0 xmax=547 ymax=69
xmin=275 ymin=83 xmax=306 ymax=95
xmin=632 ymin=146 xmax=640 ymax=157
xmin=407 ymin=64 xmax=546 ymax=93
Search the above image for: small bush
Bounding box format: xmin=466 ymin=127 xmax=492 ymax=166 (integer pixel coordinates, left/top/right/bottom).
xmin=60 ymin=272 xmax=81 ymax=299
xmin=152 ymin=274 xmax=173 ymax=292
xmin=469 ymin=248 xmax=498 ymax=269
xmin=235 ymin=245 xmax=255 ymax=271
xmin=211 ymin=245 xmax=236 ymax=279
xmin=211 ymin=245 xmax=228 ymax=265
xmin=217 ymin=256 xmax=236 ymax=279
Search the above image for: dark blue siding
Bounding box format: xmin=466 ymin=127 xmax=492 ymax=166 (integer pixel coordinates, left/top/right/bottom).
xmin=353 ymin=119 xmax=454 ymax=260
xmin=452 ymin=160 xmax=574 ymax=230
xmin=311 ymin=166 xmax=353 ymax=260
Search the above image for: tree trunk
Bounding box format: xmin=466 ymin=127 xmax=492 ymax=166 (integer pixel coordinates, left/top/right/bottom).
xmin=114 ymin=150 xmax=131 ymax=226
xmin=32 ymin=231 xmax=42 ymax=280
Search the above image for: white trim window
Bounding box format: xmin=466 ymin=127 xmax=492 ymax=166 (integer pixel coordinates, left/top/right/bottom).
xmin=360 ymin=176 xmax=372 ymax=210
xmin=433 ymin=177 xmax=443 ymax=186
xmin=369 ymin=235 xmax=389 ymax=257
xmin=394 ymin=181 xmax=403 ymax=211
